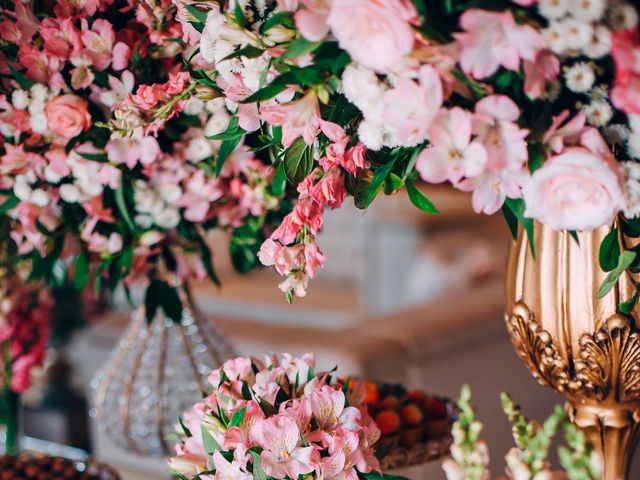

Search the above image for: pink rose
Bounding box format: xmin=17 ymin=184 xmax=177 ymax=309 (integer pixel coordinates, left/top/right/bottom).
xmin=45 ymin=94 xmax=91 ymax=139
xmin=611 ymin=29 xmax=640 ymax=115
xmin=327 ymin=0 xmax=417 ymax=73
xmin=522 ymin=148 xmax=625 ymax=231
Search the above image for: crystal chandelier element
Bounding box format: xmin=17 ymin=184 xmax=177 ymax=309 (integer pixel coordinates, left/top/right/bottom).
xmin=91 ymin=284 xmax=236 ymax=456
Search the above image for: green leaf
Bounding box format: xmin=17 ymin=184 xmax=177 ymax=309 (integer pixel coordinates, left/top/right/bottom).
xmin=283 ymin=137 xmax=313 ymax=185
xmin=260 ymin=11 xmax=295 ymax=33
xmin=76 ymin=151 xmax=109 ymax=162
xmin=406 ymin=180 xmax=439 ymax=214
xmin=207 ymin=116 xmax=243 ymax=141
xmin=196 ymin=235 xmax=221 ymax=287
xmin=502 ymin=203 xmax=519 ymax=240
xmin=234 ymin=2 xmax=245 ymax=25
xmin=115 ymin=184 xmax=136 ymax=232
xmin=8 ymin=65 xmax=35 ymax=90
xmin=528 ymin=142 xmax=545 ymax=173
xmin=283 ymin=38 xmax=322 ymax=59
xmin=73 ymin=252 xmax=89 ymax=291
xmin=144 ymin=279 xmax=183 ymax=323
xmin=599 ymin=228 xmax=620 ymax=272
xmin=250 ymin=452 xmax=268 ymax=480
xmin=270 ymin=163 xmax=287 ymax=196
xmin=619 ymin=290 xmax=639 ymax=314
xmin=222 ymin=45 xmax=265 ymax=61
xmin=216 ymin=135 xmax=243 ymax=177
xmin=201 ymin=425 xmax=222 ymax=455
xmin=365 ymin=158 xmax=397 ymax=207
xmin=597 ymin=250 xmax=637 ymax=298
xmin=0 ymin=194 xmax=19 ymax=215
xmin=504 ymin=198 xmax=535 ymax=258
xmin=229 ymin=406 xmax=247 ymax=428
xmin=184 ymin=3 xmax=208 ymax=24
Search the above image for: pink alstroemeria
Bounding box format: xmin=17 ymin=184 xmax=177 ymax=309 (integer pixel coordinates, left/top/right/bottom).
xmin=523 ymin=50 xmax=560 ymax=99
xmin=295 ymin=0 xmax=332 ymax=41
xmin=260 ymin=91 xmax=344 ymax=147
xmin=280 ymin=398 xmax=313 ymax=438
xmin=211 ymin=451 xmax=252 ymax=480
xmin=455 ymin=9 xmax=544 ymax=79
xmin=381 ymin=65 xmax=443 ymax=146
xmin=542 ymin=111 xmax=589 ymax=154
xmin=257 ymin=415 xmax=316 ymax=479
xmin=309 ymin=385 xmax=346 ymax=430
xmin=40 ymin=18 xmax=82 ymax=59
xmin=416 ymin=107 xmax=488 ymax=185
xmin=224 ymin=401 xmax=265 ymax=454
xmin=177 ymin=171 xmax=224 ymax=222
xmin=81 ymin=19 xmax=128 ymax=71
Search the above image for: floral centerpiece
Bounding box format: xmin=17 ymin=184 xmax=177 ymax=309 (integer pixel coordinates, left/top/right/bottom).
xmin=0 ymin=0 xmax=288 ymax=317
xmin=0 ymin=272 xmax=51 ymax=454
xmin=121 ymin=0 xmax=640 ymax=302
xmin=169 ymin=353 xmax=406 ymax=480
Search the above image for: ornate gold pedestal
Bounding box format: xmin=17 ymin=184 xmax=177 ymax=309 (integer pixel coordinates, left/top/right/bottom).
xmin=505 ymin=223 xmax=640 ymax=480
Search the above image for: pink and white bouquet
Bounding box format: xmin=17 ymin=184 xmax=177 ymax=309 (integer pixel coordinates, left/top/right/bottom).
xmin=169 ymin=353 xmax=404 ymax=480
xmin=128 ymin=0 xmax=639 ymax=302
xmin=0 ymin=278 xmax=51 ymax=395
xmin=0 ymin=0 xmax=289 ymax=316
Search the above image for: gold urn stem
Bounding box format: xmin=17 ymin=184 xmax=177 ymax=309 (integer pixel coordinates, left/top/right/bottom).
xmin=569 ymin=403 xmax=640 ymax=480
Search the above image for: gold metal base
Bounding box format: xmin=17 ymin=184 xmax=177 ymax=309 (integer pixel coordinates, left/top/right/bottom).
xmin=505 ymin=223 xmax=640 ymax=480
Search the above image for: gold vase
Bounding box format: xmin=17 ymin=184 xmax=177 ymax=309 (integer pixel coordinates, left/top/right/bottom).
xmin=505 ymin=222 xmax=640 ymax=480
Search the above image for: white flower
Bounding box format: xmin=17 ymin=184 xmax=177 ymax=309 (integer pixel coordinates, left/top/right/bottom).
xmin=561 ymin=18 xmax=593 ymax=51
xmin=134 ymin=185 xmax=159 ymax=213
xmin=43 ymin=165 xmax=62 ymax=184
xmin=584 ymin=100 xmax=613 ymax=127
xmin=183 ymin=97 xmax=205 ymax=115
xmin=13 ymin=176 xmax=32 ymax=201
xmin=358 ymin=120 xmax=385 ymax=151
xmin=608 ymin=3 xmax=639 ymax=31
xmin=60 ymin=184 xmax=81 ymax=203
xmin=538 ymin=0 xmax=570 ymax=20
xmin=107 ymin=233 xmax=123 ymax=254
xmin=30 ymin=188 xmax=50 ymax=207
xmin=342 ymin=65 xmax=385 ymax=118
xmin=185 ymin=137 xmax=214 ymax=162
xmin=570 ymin=0 xmax=606 ymax=22
xmin=140 ymin=230 xmax=164 ymax=246
xmin=564 ymin=62 xmax=595 ymax=92
xmin=603 ymin=124 xmax=630 ymax=147
xmin=11 ymin=90 xmax=29 ymax=110
xmin=542 ymin=22 xmax=568 ymax=54
xmin=29 ymin=84 xmax=49 ymax=103
xmin=205 ymin=112 xmax=232 ymax=138
xmin=629 ymin=114 xmax=640 ymax=133
xmin=134 ymin=214 xmax=153 ymax=229
xmin=77 ymin=177 xmax=103 ymax=197
xmin=158 ymin=184 xmax=182 ymax=203
xmin=623 ymin=161 xmax=640 ymax=218
xmin=205 ymin=98 xmax=228 ymax=115
xmin=584 ymin=25 xmax=611 ymax=59
xmin=200 ymin=8 xmax=225 ymax=63
xmin=29 ymin=112 xmax=49 ymax=136
xmin=629 ymin=132 xmax=640 ymax=160
xmin=153 ymin=207 xmax=180 ymax=229
xmin=241 ymin=55 xmax=269 ymax=92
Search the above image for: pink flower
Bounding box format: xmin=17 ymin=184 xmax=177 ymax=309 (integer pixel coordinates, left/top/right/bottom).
xmin=45 ymin=94 xmax=91 ymax=140
xmin=211 ymin=451 xmax=252 ymax=480
xmin=304 ymin=239 xmax=325 ymax=278
xmin=327 ymin=0 xmax=417 ymax=73
xmin=0 ymin=1 xmax=39 ymax=44
xmin=542 ymin=111 xmax=589 ymax=154
xmin=260 ymin=92 xmax=343 ymax=147
xmin=416 ymin=107 xmax=488 ymax=185
xmin=40 ymin=18 xmax=81 ymax=59
xmin=522 ymin=148 xmax=625 ymax=231
xmin=106 ymin=131 xmax=160 ymax=168
xmin=381 ymin=65 xmax=443 ymax=146
xmin=81 ymin=19 xmax=116 ymax=71
xmin=294 ymin=0 xmax=331 ymax=41
xmin=523 ymin=50 xmax=560 ymax=99
xmin=456 ymin=9 xmax=544 ymax=79
xmin=257 ymin=415 xmax=316 ymax=479
xmin=177 ymin=171 xmax=224 ymax=222
xmin=223 ymin=401 xmax=265 ymax=454
xmin=309 ymin=385 xmax=346 ymax=430
xmin=460 ymin=169 xmax=528 ymax=215
xmin=611 ymin=29 xmax=640 ymax=114
xmin=18 ymin=45 xmax=62 ymax=84
xmin=94 ymin=71 xmax=135 ymax=108
xmin=280 ymin=398 xmax=313 ymax=437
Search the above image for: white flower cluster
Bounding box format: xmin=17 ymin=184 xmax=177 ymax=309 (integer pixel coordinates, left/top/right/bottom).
xmin=133 ymin=180 xmax=182 ymax=230
xmin=182 ymin=99 xmax=232 ymax=163
xmin=1 ymin=85 xmax=53 ymax=138
xmin=13 ymin=171 xmax=50 ymax=208
xmin=342 ymin=65 xmax=416 ymax=150
xmin=59 ymin=153 xmax=121 ymax=204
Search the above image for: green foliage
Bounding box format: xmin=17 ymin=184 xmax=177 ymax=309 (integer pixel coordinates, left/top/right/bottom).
xmin=283 ymin=137 xmax=314 ymax=185
xmin=597 ymin=249 xmax=636 ymax=298
xmin=144 ymin=279 xmax=183 ymax=323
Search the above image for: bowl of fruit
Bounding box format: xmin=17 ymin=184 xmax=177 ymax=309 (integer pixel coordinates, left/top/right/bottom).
xmin=362 ymin=382 xmax=455 ymax=470
xmin=0 ymin=453 xmax=121 ymax=480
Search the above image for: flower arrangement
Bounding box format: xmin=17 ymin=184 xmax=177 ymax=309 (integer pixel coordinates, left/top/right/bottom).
xmin=443 ymin=386 xmax=602 ymax=480
xmin=0 ymin=0 xmax=288 ymax=317
xmin=117 ymin=0 xmax=638 ymax=302
xmin=169 ymin=354 xmax=407 ymax=480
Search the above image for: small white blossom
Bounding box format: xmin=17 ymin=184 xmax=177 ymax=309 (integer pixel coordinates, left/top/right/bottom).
xmin=29 ymin=84 xmax=49 ymax=103
xmin=342 ymin=64 xmax=386 ymax=119
xmin=185 ymin=137 xmax=214 ymax=162
xmin=358 ymin=120 xmax=385 ymax=151
xmin=561 ymin=18 xmax=593 ymax=51
xmin=158 ymin=184 xmax=182 ymax=204
xmin=584 ymin=100 xmax=613 ymax=127
xmin=628 ymin=114 xmax=640 ymax=133
xmin=59 ymin=184 xmax=81 ymax=203
xmin=200 ymin=8 xmax=225 ymax=63
xmin=205 ymin=112 xmax=232 ymax=138
xmin=623 ymin=161 xmax=640 ymax=218
xmin=29 ymin=112 xmax=50 ymax=136
xmin=135 ymin=214 xmax=154 ymax=229
xmin=542 ymin=22 xmax=569 ymax=54
xmin=153 ymin=207 xmax=181 ymax=229
xmin=608 ymin=3 xmax=639 ymax=31
xmin=584 ymin=25 xmax=611 ymax=59
xmin=30 ymin=189 xmax=50 ymax=207
xmin=629 ymin=132 xmax=640 ymax=160
xmin=570 ymin=0 xmax=606 ymax=22
xmin=107 ymin=233 xmax=123 ymax=254
xmin=183 ymin=97 xmax=205 ymax=115
xmin=603 ymin=124 xmax=630 ymax=146
xmin=538 ymin=0 xmax=570 ymax=20
xmin=134 ymin=185 xmax=160 ymax=213
xmin=564 ymin=62 xmax=595 ymax=92
xmin=13 ymin=176 xmax=32 ymax=201
xmin=140 ymin=230 xmax=164 ymax=246
xmin=241 ymin=55 xmax=269 ymax=92
xmin=11 ymin=90 xmax=29 ymax=110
